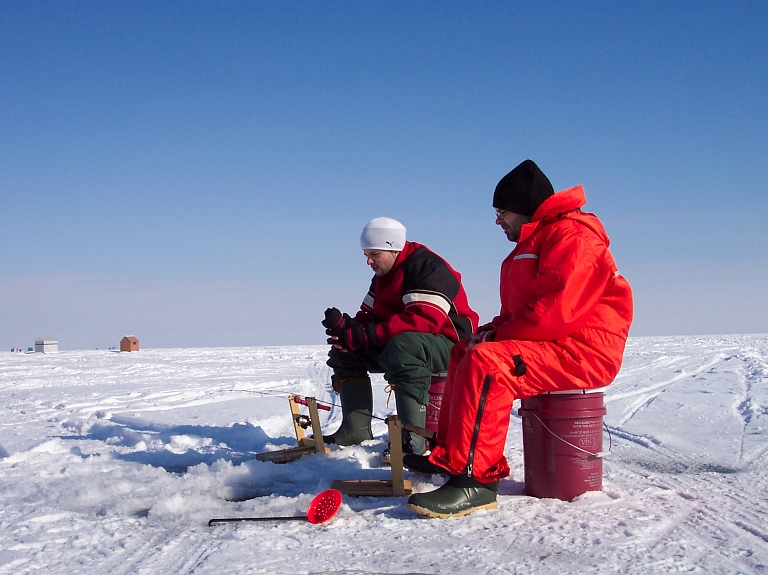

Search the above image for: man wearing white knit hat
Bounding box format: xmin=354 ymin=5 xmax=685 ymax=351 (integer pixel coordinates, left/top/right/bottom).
xmin=321 ymin=217 xmax=479 ymax=461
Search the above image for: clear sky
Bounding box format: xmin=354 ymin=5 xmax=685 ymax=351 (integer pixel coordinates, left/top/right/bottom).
xmin=1 ymin=1 xmax=766 ymax=350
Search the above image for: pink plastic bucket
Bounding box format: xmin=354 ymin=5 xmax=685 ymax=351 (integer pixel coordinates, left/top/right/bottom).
xmin=425 ymin=372 xmax=447 ymax=434
xmin=518 ymin=391 xmax=607 ymax=501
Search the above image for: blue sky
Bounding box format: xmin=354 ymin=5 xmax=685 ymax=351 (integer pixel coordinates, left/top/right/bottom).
xmin=1 ymin=1 xmax=766 ymax=350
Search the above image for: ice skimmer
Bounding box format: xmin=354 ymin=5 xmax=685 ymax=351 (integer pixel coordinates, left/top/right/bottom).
xmin=208 ymin=489 xmax=342 ymax=527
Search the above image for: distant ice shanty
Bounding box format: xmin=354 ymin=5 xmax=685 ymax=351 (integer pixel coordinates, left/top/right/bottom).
xmin=120 ymin=336 xmax=139 ymax=352
xmin=35 ymin=338 xmax=58 ymax=353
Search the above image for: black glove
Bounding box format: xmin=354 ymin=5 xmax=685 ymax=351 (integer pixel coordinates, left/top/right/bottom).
xmin=322 ymin=308 xmax=353 ymax=333
xmin=322 ymin=307 xmax=344 ymax=330
xmin=332 ymin=322 xmax=378 ymax=352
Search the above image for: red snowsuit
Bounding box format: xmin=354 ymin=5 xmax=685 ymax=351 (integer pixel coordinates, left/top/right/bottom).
xmin=429 ymin=185 xmax=633 ymax=482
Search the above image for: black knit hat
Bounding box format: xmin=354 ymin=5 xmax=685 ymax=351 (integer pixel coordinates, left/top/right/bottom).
xmin=493 ymin=159 xmax=554 ymax=217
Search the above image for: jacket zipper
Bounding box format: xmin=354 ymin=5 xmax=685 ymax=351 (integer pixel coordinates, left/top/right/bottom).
xmin=465 ymin=374 xmax=493 ymax=478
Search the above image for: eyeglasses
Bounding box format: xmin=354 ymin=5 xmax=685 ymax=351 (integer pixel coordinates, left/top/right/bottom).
xmin=495 ymin=209 xmax=509 ymax=219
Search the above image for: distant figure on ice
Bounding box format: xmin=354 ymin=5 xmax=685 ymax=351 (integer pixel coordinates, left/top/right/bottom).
xmin=321 ymin=217 xmax=479 ymax=462
xmin=406 ymin=160 xmax=634 ymax=518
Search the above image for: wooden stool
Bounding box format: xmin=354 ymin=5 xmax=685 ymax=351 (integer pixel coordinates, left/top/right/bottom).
xmin=332 ymin=416 xmax=413 ymax=497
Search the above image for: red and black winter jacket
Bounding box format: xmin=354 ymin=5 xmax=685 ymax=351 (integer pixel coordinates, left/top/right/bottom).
xmin=353 ymin=241 xmax=479 ymax=346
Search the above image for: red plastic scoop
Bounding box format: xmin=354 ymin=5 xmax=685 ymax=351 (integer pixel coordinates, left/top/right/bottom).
xmin=208 ymin=489 xmax=343 ymax=526
xmin=306 ymin=488 xmax=343 ymax=523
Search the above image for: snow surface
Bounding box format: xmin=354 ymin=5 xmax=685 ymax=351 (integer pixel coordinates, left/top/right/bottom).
xmin=1 ymin=335 xmax=767 ymax=574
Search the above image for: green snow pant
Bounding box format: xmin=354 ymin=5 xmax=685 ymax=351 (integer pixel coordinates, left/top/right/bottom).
xmin=326 ymin=331 xmax=453 ymax=406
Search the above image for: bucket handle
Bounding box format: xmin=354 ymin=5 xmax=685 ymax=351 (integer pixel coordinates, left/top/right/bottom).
xmin=532 ymin=414 xmax=612 ymax=459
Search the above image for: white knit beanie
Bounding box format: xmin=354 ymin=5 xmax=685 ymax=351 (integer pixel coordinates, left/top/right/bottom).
xmin=360 ymin=217 xmax=406 ymax=251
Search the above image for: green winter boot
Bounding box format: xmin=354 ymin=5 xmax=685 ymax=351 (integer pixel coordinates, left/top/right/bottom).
xmin=322 ymin=376 xmax=374 ymax=446
xmin=406 ymin=474 xmax=499 ymax=519
xmin=395 ymin=388 xmax=427 ymax=456
xmin=381 ymin=388 xmax=428 ymax=464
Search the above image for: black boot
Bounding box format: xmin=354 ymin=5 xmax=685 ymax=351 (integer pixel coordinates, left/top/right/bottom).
xmin=403 ymin=453 xmax=449 ymax=476
xmin=322 ymin=376 xmax=374 ymax=446
xmin=406 ymin=474 xmax=499 ymax=519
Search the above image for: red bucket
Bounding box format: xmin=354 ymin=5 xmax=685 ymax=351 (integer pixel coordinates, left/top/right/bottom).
xmin=518 ymin=391 xmax=607 ymax=501
xmin=425 ymin=372 xmax=447 ymax=435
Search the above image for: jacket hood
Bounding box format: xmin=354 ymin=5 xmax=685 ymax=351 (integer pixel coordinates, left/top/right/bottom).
xmin=532 ymin=185 xmax=586 ymax=220
xmin=524 ymin=185 xmax=610 ymax=246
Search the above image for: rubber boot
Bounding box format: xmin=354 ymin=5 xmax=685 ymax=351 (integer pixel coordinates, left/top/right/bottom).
xmin=403 ymin=453 xmax=449 ymax=476
xmin=406 ymin=474 xmax=499 ymax=519
xmin=322 ymin=376 xmax=374 ymax=446
xmin=394 ymin=388 xmax=427 ymax=456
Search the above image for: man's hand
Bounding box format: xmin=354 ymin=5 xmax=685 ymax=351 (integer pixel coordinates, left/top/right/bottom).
xmin=466 ymin=328 xmax=494 ymax=350
xmin=322 ymin=308 xmax=346 ymax=331
xmin=327 ymin=322 xmax=378 ymax=352
xmin=466 ymin=332 xmax=483 ymax=351
xmin=322 ymin=308 xmax=357 ymax=335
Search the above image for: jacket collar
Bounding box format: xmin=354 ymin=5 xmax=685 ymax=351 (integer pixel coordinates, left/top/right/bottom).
xmin=379 ymin=241 xmax=415 ymax=278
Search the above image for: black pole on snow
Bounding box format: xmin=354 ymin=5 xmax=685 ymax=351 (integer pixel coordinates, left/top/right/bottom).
xmin=208 ymin=516 xmax=308 ymax=526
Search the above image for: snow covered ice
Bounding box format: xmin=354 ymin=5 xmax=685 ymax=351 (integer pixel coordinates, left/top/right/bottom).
xmin=1 ymin=335 xmax=767 ymax=574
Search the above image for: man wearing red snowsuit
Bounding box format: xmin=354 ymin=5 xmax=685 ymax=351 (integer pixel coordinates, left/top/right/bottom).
xmin=406 ymin=160 xmax=633 ymax=518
